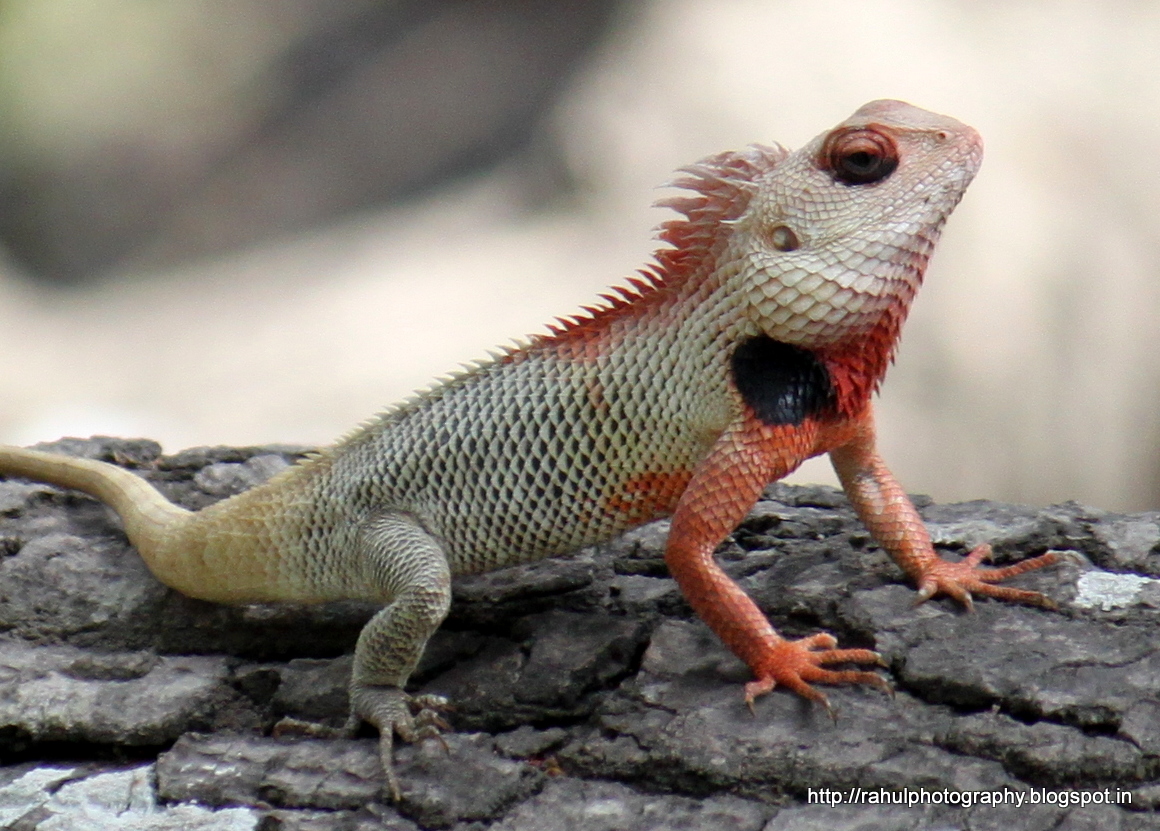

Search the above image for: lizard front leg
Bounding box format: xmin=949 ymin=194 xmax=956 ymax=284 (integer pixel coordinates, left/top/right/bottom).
xmin=829 ymin=414 xmax=1058 ymax=610
xmin=665 ymin=418 xmax=888 ymax=713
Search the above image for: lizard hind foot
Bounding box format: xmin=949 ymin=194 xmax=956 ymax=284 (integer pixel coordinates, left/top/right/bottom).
xmin=744 ymin=633 xmax=891 ymax=717
xmin=349 ymin=685 xmax=453 ymax=802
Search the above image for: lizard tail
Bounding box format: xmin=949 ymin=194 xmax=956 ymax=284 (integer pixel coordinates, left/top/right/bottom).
xmin=0 ymin=445 xmax=190 ymax=557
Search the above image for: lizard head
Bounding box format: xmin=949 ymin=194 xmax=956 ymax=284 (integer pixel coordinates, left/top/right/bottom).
xmin=726 ymin=99 xmax=983 ymax=349
xmin=545 ymin=101 xmax=979 ymax=397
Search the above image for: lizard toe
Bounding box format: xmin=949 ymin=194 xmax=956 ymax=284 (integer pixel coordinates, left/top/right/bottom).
xmin=270 ymin=715 xmax=350 ymax=740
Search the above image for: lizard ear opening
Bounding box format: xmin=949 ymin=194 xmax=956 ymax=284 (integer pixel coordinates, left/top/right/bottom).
xmin=820 ymin=128 xmax=899 ymax=186
xmin=767 ymin=224 xmax=800 ymax=252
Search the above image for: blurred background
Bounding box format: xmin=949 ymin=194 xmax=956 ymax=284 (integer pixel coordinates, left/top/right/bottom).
xmin=0 ymin=0 xmax=1157 ymax=510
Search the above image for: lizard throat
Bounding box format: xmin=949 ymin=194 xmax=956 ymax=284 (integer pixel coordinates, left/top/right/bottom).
xmin=738 ymin=230 xmax=933 ymax=351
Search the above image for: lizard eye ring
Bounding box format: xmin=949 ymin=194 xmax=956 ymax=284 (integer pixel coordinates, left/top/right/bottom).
xmin=820 ymin=128 xmax=899 ymax=185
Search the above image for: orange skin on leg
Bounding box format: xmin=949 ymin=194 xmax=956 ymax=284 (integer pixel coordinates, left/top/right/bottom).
xmin=829 ymin=412 xmax=1058 ymax=611
xmin=665 ymin=407 xmax=1057 ymax=711
xmin=664 ymin=413 xmax=886 ymax=712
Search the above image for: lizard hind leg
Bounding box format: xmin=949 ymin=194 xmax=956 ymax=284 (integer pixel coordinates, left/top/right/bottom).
xmin=344 ymin=513 xmax=454 ymax=801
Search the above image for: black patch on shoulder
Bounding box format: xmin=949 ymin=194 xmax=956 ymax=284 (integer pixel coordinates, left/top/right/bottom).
xmin=729 ymin=336 xmax=836 ymax=425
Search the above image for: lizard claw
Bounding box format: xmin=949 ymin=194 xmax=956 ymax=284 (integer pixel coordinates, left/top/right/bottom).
xmin=743 ymin=632 xmax=890 ymax=717
xmin=914 ymin=545 xmax=1060 ymax=611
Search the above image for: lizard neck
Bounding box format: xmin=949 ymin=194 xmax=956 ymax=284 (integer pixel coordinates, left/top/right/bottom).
xmin=816 ymin=303 xmax=908 ymax=418
xmin=727 ymin=218 xmax=935 ymax=418
xmin=517 ymin=145 xmax=786 ymax=361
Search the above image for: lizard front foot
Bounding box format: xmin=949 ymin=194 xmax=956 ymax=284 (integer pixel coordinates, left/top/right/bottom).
xmin=744 ymin=632 xmax=890 ymax=717
xmin=914 ymin=544 xmax=1060 ymax=610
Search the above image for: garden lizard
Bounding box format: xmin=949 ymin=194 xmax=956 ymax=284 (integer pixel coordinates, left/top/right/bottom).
xmin=0 ymin=100 xmax=1058 ymax=800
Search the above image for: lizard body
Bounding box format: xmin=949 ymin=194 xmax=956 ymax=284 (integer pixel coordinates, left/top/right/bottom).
xmin=0 ymin=100 xmax=1057 ymax=799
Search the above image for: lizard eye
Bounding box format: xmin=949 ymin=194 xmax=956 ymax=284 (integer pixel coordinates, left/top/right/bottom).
xmin=820 ymin=128 xmax=898 ymax=185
